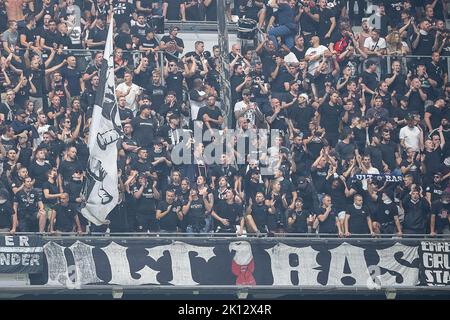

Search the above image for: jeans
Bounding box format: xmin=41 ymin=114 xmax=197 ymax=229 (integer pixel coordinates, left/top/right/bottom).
xmin=268 ymin=25 xmax=294 ymax=49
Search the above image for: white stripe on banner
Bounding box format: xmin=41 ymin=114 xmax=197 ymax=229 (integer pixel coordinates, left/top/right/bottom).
xmin=80 ymin=12 xmax=123 ymax=226
xmin=0 ymin=247 xmax=43 ymax=253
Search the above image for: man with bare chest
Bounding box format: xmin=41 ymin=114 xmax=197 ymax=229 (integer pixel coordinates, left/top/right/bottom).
xmin=5 ymin=0 xmax=32 ymax=28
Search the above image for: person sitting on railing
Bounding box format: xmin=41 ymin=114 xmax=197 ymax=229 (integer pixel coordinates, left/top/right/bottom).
xmin=266 ymin=0 xmax=297 ymax=50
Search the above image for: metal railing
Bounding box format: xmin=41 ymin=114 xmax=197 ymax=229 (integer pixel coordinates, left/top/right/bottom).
xmin=1 ymin=231 xmax=449 ymax=240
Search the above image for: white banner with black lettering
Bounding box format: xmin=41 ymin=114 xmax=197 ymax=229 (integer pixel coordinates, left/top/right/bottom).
xmin=29 ymin=239 xmax=425 ymax=287
xmin=80 ymin=15 xmax=123 ymax=226
xmin=0 ymin=236 xmax=43 ymax=274
xmin=419 ymin=241 xmax=450 ymax=286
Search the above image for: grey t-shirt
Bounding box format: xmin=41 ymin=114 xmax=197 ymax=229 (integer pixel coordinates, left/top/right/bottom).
xmin=1 ymin=30 xmax=18 ymax=48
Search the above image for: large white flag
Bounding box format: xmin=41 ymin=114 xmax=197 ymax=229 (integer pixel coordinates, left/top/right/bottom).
xmin=81 ymin=17 xmax=123 ymax=226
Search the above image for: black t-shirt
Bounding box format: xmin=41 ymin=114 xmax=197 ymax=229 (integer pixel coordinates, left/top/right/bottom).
xmin=197 ymin=106 xmax=223 ymax=130
xmin=425 ymin=183 xmax=444 ymax=203
xmin=132 ymin=182 xmax=158 ymax=213
xmin=157 ymin=201 xmax=180 ymax=231
xmin=164 ymin=0 xmax=183 ymax=20
xmin=371 ymin=197 xmax=398 ymax=225
xmin=205 ymin=0 xmax=217 ymax=21
xmin=61 ymin=67 xmax=82 ymax=96
xmin=115 ymin=31 xmax=132 ymax=50
xmin=184 ymin=198 xmax=206 ymax=227
xmin=131 ymin=160 xmax=154 ymax=175
xmin=378 ymin=141 xmax=398 ymax=170
xmin=346 ymin=204 xmax=369 ymax=234
xmin=131 ymin=116 xmax=158 ymax=147
xmin=250 ymin=203 xmax=270 ymax=230
xmin=29 ymin=161 xmax=52 ymax=189
xmin=214 ymin=200 xmax=242 ymax=229
xmin=362 ymin=71 xmax=379 ymax=92
xmin=14 ymin=189 xmax=42 ymax=216
xmin=64 ymin=179 xmax=83 ymax=204
xmin=119 ymin=107 xmax=134 ymax=124
xmin=113 ymin=1 xmax=133 ymax=28
xmin=384 ymin=73 xmax=407 ymax=95
xmin=287 ymin=104 xmax=315 ymax=134
xmin=88 ymin=26 xmax=107 ymax=44
xmin=165 ymin=71 xmax=184 ymax=100
xmin=425 ymin=105 xmax=443 ymax=130
xmin=42 ymin=180 xmax=59 ymax=206
xmin=412 ymin=32 xmax=435 ymax=56
xmin=20 ymin=27 xmax=37 ymax=48
xmin=319 ymin=103 xmax=342 ymax=137
xmin=430 ymin=201 xmax=450 ymax=233
xmin=0 ymin=202 xmax=13 ymax=229
xmin=160 ymin=35 xmax=184 ymax=58
xmin=59 ymin=159 xmax=83 ymax=183
xmin=317 ymin=207 xmax=337 ymax=234
xmin=402 ymin=196 xmax=430 ymax=232
xmin=54 ymin=203 xmax=77 ymax=232
xmin=289 ymin=209 xmax=310 ymax=233
xmin=317 ymin=7 xmax=334 ymax=38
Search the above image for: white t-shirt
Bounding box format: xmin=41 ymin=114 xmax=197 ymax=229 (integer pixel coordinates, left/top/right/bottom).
xmin=116 ymin=82 xmax=141 ymax=114
xmin=234 ymin=101 xmax=256 ymax=127
xmin=399 ymin=126 xmax=421 ymax=152
xmin=305 ymin=45 xmax=328 ymax=75
xmin=364 ymin=37 xmax=387 ymax=52
xmin=189 ymin=90 xmax=206 ymax=120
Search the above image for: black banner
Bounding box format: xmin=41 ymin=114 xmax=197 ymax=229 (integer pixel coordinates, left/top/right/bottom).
xmin=0 ymin=236 xmax=43 ymax=274
xmin=419 ymin=241 xmax=450 ymax=286
xmin=28 ymin=239 xmax=427 ymax=288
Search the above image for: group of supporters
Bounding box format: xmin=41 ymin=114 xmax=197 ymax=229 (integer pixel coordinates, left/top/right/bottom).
xmin=0 ymin=0 xmax=449 ymax=236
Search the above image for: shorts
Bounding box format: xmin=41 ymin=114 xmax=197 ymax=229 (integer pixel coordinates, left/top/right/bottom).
xmin=44 ymin=204 xmax=56 ymax=220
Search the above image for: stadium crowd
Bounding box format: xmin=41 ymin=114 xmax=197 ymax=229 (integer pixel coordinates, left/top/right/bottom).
xmin=0 ymin=0 xmax=449 ymax=237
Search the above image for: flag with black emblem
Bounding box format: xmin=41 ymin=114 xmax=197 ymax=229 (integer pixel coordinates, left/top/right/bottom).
xmin=81 ymin=14 xmax=123 ymax=226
